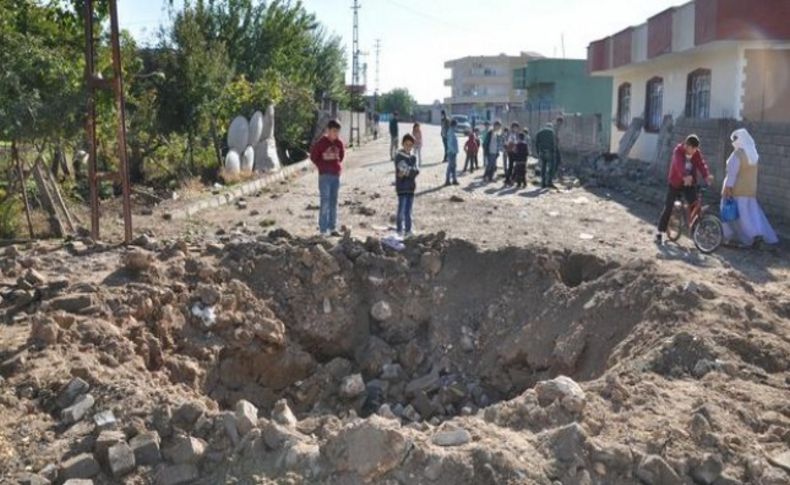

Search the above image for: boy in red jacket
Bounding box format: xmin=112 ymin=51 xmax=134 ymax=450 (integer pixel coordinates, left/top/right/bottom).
xmin=462 ymin=129 xmax=480 ymax=173
xmin=656 ymin=134 xmax=714 ymax=245
xmin=310 ymin=119 xmax=345 ymax=236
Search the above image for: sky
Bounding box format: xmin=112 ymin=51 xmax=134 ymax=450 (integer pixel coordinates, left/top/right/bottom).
xmin=119 ymin=0 xmax=690 ymax=104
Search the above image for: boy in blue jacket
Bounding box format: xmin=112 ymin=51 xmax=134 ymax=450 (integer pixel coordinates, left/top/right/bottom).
xmin=444 ymin=120 xmax=459 ymax=186
xmin=394 ymin=134 xmax=420 ymax=236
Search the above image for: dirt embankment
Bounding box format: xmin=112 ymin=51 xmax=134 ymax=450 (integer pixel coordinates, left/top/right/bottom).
xmin=0 ymin=231 xmax=789 ymax=484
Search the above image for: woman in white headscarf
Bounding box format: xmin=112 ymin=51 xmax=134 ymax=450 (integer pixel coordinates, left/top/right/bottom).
xmin=721 ymin=128 xmax=779 ymax=247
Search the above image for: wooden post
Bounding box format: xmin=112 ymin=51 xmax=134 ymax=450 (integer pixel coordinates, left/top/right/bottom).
xmin=11 ymin=140 xmax=35 ymax=239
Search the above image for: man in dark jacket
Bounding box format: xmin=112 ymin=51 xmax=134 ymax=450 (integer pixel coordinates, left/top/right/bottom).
xmin=310 ymin=119 xmax=345 ymax=236
xmin=389 ymin=112 xmax=399 ymax=161
xmin=655 ymin=134 xmax=714 ymax=244
xmin=440 ymin=110 xmax=450 ymax=162
xmin=535 ymin=122 xmax=558 ymax=189
xmin=394 ymin=134 xmax=419 ymax=236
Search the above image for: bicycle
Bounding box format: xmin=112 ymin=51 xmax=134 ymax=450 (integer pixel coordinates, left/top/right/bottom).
xmin=666 ymin=185 xmax=723 ymax=254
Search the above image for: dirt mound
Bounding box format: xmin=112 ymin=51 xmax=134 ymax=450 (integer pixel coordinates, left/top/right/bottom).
xmin=0 ymin=233 xmax=788 ymax=484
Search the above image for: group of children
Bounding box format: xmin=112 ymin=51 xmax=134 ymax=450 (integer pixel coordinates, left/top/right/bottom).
xmin=311 ymin=116 xmax=563 ymax=238
xmin=311 ymin=119 xmax=421 ymax=237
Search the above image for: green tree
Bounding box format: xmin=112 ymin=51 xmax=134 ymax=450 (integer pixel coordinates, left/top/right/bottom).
xmin=377 ymin=88 xmax=418 ymax=117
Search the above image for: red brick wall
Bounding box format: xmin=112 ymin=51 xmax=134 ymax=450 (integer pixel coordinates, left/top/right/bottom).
xmin=612 ymin=28 xmax=633 ymax=68
xmin=715 ymin=0 xmax=790 ymax=40
xmin=588 ymin=39 xmax=608 ymax=72
xmin=695 ymin=0 xmax=718 ymax=45
xmin=648 ymin=8 xmax=674 ymax=58
xmin=697 ymin=0 xmax=790 ymax=44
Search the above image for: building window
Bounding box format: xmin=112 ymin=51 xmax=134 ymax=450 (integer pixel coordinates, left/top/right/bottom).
xmin=685 ymin=69 xmax=711 ymax=119
xmin=645 ymin=77 xmax=663 ymax=132
xmin=617 ymin=83 xmax=631 ymax=130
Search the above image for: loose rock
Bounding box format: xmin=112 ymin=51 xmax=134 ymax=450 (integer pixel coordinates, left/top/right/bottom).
xmin=339 ymin=374 xmax=366 ymax=399
xmin=108 ymin=442 xmax=136 ymax=477
xmin=432 ymin=427 xmax=471 ymax=447
xmin=235 ymin=399 xmax=258 ymax=436
xmin=163 ymin=435 xmax=206 ymax=464
xmin=323 ymin=416 xmax=412 ymax=481
xmin=61 ymin=393 xmax=95 ymax=425
xmin=370 ymin=301 xmax=393 ymax=321
xmin=60 ymin=453 xmax=100 ymax=480
xmin=130 ymin=431 xmax=161 ymax=466
xmin=272 ymin=399 xmax=297 ymax=427
xmin=637 ymin=454 xmax=682 ymax=485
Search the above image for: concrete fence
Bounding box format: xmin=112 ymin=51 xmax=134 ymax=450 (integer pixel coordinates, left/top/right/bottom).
xmin=504 ymin=109 xmax=607 ymax=155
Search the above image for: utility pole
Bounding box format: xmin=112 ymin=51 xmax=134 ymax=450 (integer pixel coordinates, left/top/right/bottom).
xmin=374 ymin=38 xmax=381 ymax=112
xmin=350 ymin=0 xmax=361 ymax=147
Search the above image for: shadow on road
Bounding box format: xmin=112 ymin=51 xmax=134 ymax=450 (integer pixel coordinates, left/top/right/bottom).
xmin=584 ymin=185 xmax=788 ymax=283
xmin=359 ymin=158 xmax=395 ymax=168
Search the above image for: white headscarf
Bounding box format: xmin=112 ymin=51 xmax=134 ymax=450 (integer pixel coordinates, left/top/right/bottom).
xmin=731 ymin=128 xmax=759 ymax=165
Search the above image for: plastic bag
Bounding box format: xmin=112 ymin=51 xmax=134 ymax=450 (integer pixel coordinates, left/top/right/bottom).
xmin=721 ymin=198 xmax=739 ymax=222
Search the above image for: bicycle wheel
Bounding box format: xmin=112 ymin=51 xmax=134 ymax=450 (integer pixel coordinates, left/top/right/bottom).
xmin=692 ymin=214 xmax=723 ymax=254
xmin=666 ymin=205 xmax=683 ymax=242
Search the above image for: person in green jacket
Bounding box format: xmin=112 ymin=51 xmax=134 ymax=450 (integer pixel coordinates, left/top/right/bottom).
xmin=535 ymin=120 xmax=561 ymax=189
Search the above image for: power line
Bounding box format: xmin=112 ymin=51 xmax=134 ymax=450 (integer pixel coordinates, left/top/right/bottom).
xmin=382 ymin=0 xmax=456 ymax=30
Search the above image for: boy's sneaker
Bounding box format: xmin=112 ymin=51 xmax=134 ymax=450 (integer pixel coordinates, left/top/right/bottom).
xmin=452 ymin=181 xmax=459 ymax=185
xmin=444 ymin=181 xmax=451 ymax=187
xmin=330 ymin=230 xmax=341 ymax=237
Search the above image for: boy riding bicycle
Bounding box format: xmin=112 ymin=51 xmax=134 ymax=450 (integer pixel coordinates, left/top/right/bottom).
xmin=656 ymin=134 xmax=714 ymax=245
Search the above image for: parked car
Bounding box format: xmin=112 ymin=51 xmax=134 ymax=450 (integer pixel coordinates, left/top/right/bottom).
xmin=451 ymin=115 xmax=471 ymax=134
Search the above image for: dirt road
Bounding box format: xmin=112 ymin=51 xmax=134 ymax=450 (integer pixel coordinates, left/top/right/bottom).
xmin=131 ymin=123 xmax=788 ymax=295
xmin=3 ymin=124 xmax=790 ymax=484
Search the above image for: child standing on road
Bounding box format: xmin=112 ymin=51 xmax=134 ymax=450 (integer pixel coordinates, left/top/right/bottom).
xmin=504 ymin=122 xmax=521 ymax=185
xmin=500 ymin=127 xmax=510 ymax=182
xmin=310 ymin=119 xmax=345 ymax=236
xmin=463 ymin=129 xmax=479 ymax=173
xmin=394 ymin=134 xmax=420 ymax=236
xmin=512 ymin=132 xmax=529 ymax=188
xmin=444 ymin=120 xmax=459 ymax=186
xmin=412 ymin=123 xmax=423 ymax=167
xmin=483 ymin=121 xmax=502 ymax=182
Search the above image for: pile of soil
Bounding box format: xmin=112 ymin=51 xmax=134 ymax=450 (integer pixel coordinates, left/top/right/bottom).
xmin=0 ymin=230 xmax=788 ymax=484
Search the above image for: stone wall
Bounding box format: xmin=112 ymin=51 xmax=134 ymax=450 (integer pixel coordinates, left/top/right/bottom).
xmin=504 ymin=109 xmax=607 ymax=155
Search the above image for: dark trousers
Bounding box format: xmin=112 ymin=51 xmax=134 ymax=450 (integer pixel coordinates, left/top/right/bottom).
xmin=502 ymin=151 xmax=510 ymax=180
xmin=441 ymin=135 xmax=448 ymax=161
xmin=484 ymin=153 xmax=498 ymax=181
xmin=463 ymin=153 xmax=478 ymax=171
xmin=540 ymin=154 xmax=556 ymax=187
xmin=504 ymin=151 xmax=516 ymax=182
xmin=513 ymin=162 xmax=527 ymax=187
xmin=657 ymin=185 xmax=697 ymax=232
xmin=397 ymin=193 xmax=415 ymax=233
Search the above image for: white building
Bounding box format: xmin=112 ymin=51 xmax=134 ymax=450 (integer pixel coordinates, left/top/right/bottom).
xmin=588 ymin=0 xmax=790 ymax=161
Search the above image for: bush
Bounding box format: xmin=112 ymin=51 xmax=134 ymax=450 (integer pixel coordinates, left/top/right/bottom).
xmin=0 ymin=189 xmax=21 ymax=239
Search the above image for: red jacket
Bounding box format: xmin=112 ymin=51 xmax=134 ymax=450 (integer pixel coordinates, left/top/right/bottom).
xmin=310 ymin=136 xmax=345 ymax=175
xmin=667 ymin=144 xmax=710 ymax=189
xmin=464 ymin=134 xmax=479 ymax=153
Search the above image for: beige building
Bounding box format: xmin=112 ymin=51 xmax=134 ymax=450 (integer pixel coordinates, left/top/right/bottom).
xmin=444 ymin=52 xmax=543 ymax=121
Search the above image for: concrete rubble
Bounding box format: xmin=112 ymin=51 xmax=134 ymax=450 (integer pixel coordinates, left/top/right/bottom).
xmin=0 ymin=233 xmax=787 ymax=484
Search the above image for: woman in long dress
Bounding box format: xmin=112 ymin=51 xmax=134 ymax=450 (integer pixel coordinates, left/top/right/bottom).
xmin=721 ymin=128 xmax=779 ymax=247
